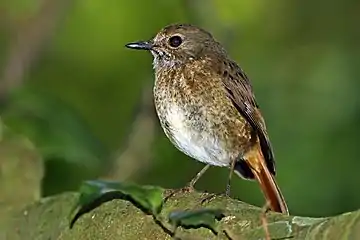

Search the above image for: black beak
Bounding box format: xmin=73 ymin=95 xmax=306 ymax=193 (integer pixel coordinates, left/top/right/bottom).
xmin=125 ymin=41 xmax=153 ymax=50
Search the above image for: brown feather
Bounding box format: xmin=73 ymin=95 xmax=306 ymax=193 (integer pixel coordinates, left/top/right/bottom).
xmin=217 ymin=58 xmax=276 ymax=174
xmin=241 ymin=144 xmax=289 ymax=214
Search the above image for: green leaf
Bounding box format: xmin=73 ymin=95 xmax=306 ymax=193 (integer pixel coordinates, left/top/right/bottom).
xmin=70 ymin=180 xmax=164 ymax=228
xmin=168 ymin=208 xmax=225 ymax=235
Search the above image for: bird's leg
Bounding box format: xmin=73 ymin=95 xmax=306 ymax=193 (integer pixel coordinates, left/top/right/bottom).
xmin=187 ymin=164 xmax=211 ymax=190
xmin=201 ymin=161 xmax=236 ymax=204
xmin=226 ymin=158 xmax=237 ymax=196
xmin=164 ymin=164 xmax=210 ymax=202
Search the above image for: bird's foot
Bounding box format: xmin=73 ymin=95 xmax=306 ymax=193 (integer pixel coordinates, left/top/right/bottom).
xmin=200 ymin=191 xmax=229 ymax=205
xmin=181 ymin=184 xmax=196 ymax=193
xmin=164 ymin=184 xmax=195 ymax=203
xmin=200 ymin=182 xmax=231 ymax=204
xmin=225 ymin=183 xmax=231 ymax=197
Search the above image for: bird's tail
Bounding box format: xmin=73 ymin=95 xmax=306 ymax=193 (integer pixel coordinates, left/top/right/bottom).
xmin=235 ymin=148 xmax=289 ymax=215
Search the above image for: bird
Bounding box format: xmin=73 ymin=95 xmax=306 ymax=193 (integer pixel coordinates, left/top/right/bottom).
xmin=125 ymin=23 xmax=289 ymax=214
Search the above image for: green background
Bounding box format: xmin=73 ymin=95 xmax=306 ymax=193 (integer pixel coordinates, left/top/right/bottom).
xmin=1 ymin=0 xmax=359 ymax=217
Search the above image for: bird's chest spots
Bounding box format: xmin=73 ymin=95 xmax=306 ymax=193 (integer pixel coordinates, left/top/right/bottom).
xmin=161 ymin=103 xmax=229 ymax=166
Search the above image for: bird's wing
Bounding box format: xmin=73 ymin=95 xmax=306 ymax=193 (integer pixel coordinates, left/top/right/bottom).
xmin=219 ymin=60 xmax=276 ymax=174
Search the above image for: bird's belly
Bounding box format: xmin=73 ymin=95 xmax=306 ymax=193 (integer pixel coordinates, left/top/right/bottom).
xmin=161 ymin=104 xmax=231 ymax=167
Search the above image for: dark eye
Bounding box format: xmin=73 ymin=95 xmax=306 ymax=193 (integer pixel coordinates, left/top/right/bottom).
xmin=168 ymin=35 xmax=182 ymax=47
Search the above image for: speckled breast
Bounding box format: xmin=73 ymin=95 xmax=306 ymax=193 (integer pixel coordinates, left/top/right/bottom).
xmin=153 ymin=69 xmax=254 ymax=167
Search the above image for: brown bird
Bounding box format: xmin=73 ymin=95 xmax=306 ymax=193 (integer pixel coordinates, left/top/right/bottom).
xmin=126 ymin=24 xmax=289 ymax=214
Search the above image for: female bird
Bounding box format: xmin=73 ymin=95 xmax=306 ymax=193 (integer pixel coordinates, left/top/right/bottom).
xmin=126 ymin=24 xmax=289 ymax=215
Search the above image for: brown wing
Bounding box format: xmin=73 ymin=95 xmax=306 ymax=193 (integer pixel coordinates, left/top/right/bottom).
xmin=219 ymin=60 xmax=276 ymax=175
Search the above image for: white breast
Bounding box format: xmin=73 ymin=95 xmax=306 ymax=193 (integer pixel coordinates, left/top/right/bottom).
xmin=164 ymin=103 xmax=230 ymax=167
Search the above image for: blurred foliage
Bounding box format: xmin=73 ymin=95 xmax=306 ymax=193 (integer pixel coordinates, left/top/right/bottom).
xmin=2 ymin=89 xmax=109 ymax=195
xmin=1 ymin=0 xmax=360 ymax=218
xmin=0 ymin=119 xmax=43 ymax=235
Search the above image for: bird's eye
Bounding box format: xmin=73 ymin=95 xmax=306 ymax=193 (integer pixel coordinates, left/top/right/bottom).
xmin=168 ymin=35 xmax=182 ymax=48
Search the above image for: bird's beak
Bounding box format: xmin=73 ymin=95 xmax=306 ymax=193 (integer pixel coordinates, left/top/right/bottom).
xmin=125 ymin=41 xmax=153 ymax=50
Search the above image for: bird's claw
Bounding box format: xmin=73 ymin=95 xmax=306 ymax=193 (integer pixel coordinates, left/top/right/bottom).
xmin=200 ymin=191 xmax=229 ymax=205
xmin=163 ymin=185 xmax=196 ymax=202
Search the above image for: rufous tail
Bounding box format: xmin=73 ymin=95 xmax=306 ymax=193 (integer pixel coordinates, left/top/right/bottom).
xmin=244 ymin=148 xmax=289 ymax=215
